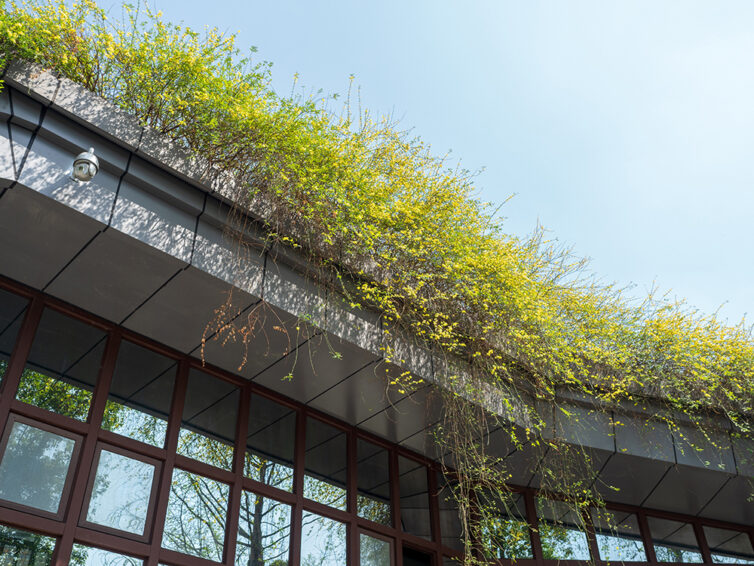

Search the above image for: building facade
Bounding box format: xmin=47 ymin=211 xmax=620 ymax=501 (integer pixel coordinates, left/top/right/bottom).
xmin=0 ymin=61 xmax=751 ymax=565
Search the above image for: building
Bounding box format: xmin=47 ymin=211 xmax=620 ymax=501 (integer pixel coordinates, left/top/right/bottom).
xmin=0 ymin=61 xmax=751 ymax=566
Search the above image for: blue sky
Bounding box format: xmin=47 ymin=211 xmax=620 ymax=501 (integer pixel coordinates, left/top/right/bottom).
xmin=146 ymin=0 xmax=754 ymax=324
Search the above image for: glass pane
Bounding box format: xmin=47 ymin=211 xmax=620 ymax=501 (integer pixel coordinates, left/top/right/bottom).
xmin=70 ymin=544 xmax=142 ymax=565
xmin=85 ymin=450 xmax=156 ymax=535
xmin=103 ymin=340 xmax=176 ymax=448
xmin=0 ymin=420 xmax=76 ymax=514
xmin=357 ymin=440 xmax=391 ymax=525
xmin=704 ymin=526 xmax=754 ymax=564
xmin=301 ymin=511 xmax=346 ymax=566
xmin=245 ymin=394 xmax=295 ymax=492
xmin=437 ymin=473 xmax=463 ymax=552
xmin=398 ymin=457 xmax=431 ymax=540
xmin=0 ymin=288 xmax=29 ymax=386
xmin=17 ymin=308 xmax=106 ymax=420
xmin=477 ymin=491 xmax=532 ymax=560
xmin=162 ymin=468 xmax=229 ymax=561
xmin=235 ymin=490 xmax=291 ymax=566
xmin=649 ymin=517 xmax=704 ymax=563
xmin=0 ymin=523 xmax=55 ymax=565
xmin=360 ymin=533 xmax=391 ymax=566
xmin=592 ymin=509 xmax=646 ymax=562
xmin=304 ymin=418 xmax=347 ymax=510
xmin=536 ymin=498 xmax=592 ymax=561
xmin=178 ymin=369 xmax=238 ymax=471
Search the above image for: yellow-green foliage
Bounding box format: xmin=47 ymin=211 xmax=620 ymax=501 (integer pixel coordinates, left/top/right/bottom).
xmin=1 ymin=0 xmax=751 ymax=418
xmin=1 ymin=2 xmax=752 ymax=560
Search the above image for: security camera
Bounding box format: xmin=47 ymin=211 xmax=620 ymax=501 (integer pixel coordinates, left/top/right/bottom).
xmin=71 ymin=147 xmax=99 ymax=182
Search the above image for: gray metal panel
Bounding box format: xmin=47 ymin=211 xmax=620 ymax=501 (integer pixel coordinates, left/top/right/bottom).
xmin=45 ymin=228 xmax=184 ymax=323
xmin=253 ymin=332 xmax=379 ymax=405
xmin=0 ymin=185 xmax=102 ymax=289
xmin=673 ymin=422 xmax=736 ymax=473
xmin=614 ymin=410 xmax=676 ymax=463
xmin=698 ymin=476 xmax=754 ymax=525
xmin=358 ymin=386 xmax=442 ymax=446
xmin=321 ymin=295 xmax=382 ymax=358
xmin=37 ymin=109 xmax=131 ymax=171
xmin=530 ymin=445 xmax=612 ymax=491
xmin=194 ymin=301 xmax=314 ymax=380
xmin=125 ymin=156 xmax=205 ymax=215
xmin=732 ymin=433 xmax=754 ymax=477
xmin=554 ymin=403 xmax=616 ymax=453
xmin=594 ymin=453 xmax=671 ymax=506
xmin=192 ymin=214 xmax=264 ymax=297
xmin=8 ymin=89 xmax=42 ymax=129
xmin=0 ymin=122 xmax=16 ymax=183
xmin=123 ymin=266 xmax=256 ymax=354
xmin=384 ymin=328 xmax=433 ymax=383
xmin=137 ymin=127 xmax=207 ymax=185
xmin=111 ymin=176 xmax=197 ymax=264
xmin=642 ymin=465 xmax=732 ymax=516
xmin=307 ymin=361 xmax=409 ymax=426
xmin=52 ymin=75 xmax=143 ymax=150
xmin=263 ymin=259 xmax=327 ymax=328
xmin=18 ymin=131 xmax=120 ymax=225
xmin=3 ymin=60 xmax=59 ymax=106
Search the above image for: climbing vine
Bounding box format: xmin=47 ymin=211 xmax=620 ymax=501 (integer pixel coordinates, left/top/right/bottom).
xmin=0 ymin=1 xmax=751 ymax=563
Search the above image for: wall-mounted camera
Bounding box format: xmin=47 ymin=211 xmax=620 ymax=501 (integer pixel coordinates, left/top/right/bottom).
xmin=70 ymin=147 xmax=99 ymax=182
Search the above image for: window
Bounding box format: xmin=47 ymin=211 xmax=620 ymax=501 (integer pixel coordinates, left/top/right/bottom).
xmin=82 ymin=446 xmax=159 ymax=537
xmin=536 ymin=497 xmax=592 ymax=561
xmin=477 ymin=491 xmax=532 ymax=560
xmin=648 ymin=517 xmax=704 ymax=563
xmin=102 ymin=340 xmax=176 ymax=448
xmin=16 ymin=308 xmax=106 ymax=421
xmin=0 ymin=523 xmax=55 ymax=565
xmin=245 ymin=393 xmax=296 ymax=492
xmin=703 ymin=526 xmax=754 ymax=565
xmin=162 ymin=468 xmax=229 ymax=561
xmin=301 ymin=511 xmax=347 ymax=566
xmin=0 ymin=416 xmax=80 ymax=516
xmin=357 ymin=439 xmax=391 ymax=525
xmin=304 ymin=417 xmax=347 ymax=510
xmin=177 ymin=368 xmax=239 ymax=471
xmin=592 ymin=509 xmax=646 ymax=562
xmin=70 ymin=544 xmax=142 ymax=565
xmin=398 ymin=456 xmax=431 ymax=540
xmin=236 ymin=489 xmax=291 ymax=566
xmin=360 ymin=532 xmax=392 ymax=566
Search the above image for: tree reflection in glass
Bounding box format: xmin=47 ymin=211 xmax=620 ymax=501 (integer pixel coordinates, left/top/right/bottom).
xmin=86 ymin=450 xmax=156 ymax=535
xmin=536 ymin=498 xmax=591 ymax=561
xmin=592 ymin=509 xmax=646 ymax=562
xmin=162 ymin=468 xmax=229 ymax=561
xmin=0 ymin=524 xmax=55 ymax=565
xmin=102 ymin=340 xmax=176 ymax=448
xmin=303 ymin=418 xmax=347 ymax=511
xmin=178 ymin=369 xmax=238 ymax=471
xmin=235 ymin=490 xmax=291 ymax=566
xmin=301 ymin=512 xmax=346 ymax=566
xmin=357 ymin=440 xmax=391 ymax=526
xmin=16 ymin=308 xmax=106 ymax=421
xmin=360 ymin=533 xmax=391 ymax=566
xmin=245 ymin=394 xmax=296 ymax=493
xmin=0 ymin=420 xmax=76 ymax=514
xmin=70 ymin=544 xmax=142 ymax=566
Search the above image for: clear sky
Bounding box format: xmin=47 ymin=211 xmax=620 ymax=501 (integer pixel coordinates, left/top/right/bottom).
xmin=145 ymin=0 xmax=754 ymax=324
